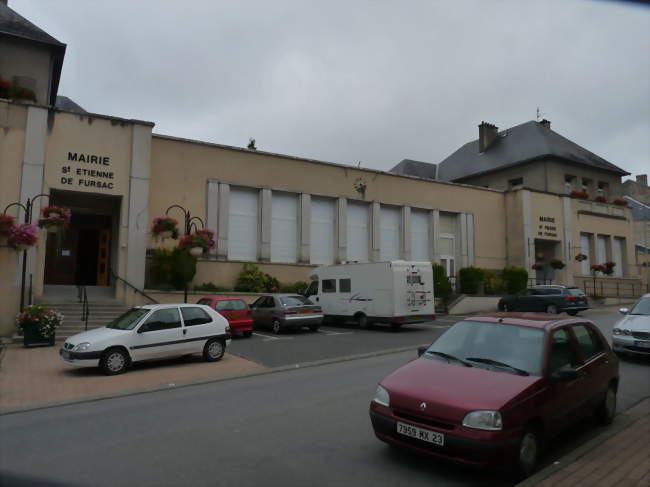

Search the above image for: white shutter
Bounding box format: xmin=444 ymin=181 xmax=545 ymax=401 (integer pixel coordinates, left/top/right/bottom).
xmin=271 ymin=192 xmax=298 ymax=263
xmin=347 ymin=201 xmax=369 ymax=262
xmin=380 ymin=205 xmax=400 ymax=261
xmin=613 ymin=238 xmax=624 ymax=277
xmin=310 ymin=197 xmax=335 ymax=265
xmin=411 ymin=209 xmax=430 ymax=261
xmin=228 ymin=187 xmax=258 ymax=260
xmin=580 ymin=234 xmax=590 ymax=275
xmin=597 ymin=235 xmax=607 ymax=264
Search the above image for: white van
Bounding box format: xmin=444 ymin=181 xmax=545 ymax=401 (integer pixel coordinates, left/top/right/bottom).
xmin=304 ymin=261 xmax=435 ymax=329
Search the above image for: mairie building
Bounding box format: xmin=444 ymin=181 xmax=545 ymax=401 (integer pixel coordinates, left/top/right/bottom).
xmin=0 ymin=1 xmax=646 ymax=338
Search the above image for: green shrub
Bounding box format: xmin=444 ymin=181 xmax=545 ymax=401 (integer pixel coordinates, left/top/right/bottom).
xmin=502 ymin=266 xmax=528 ymax=294
xmin=432 ymin=264 xmax=452 ymax=301
xmin=263 ymin=274 xmax=280 ymax=293
xmin=279 ymin=280 xmax=309 ymax=294
xmin=483 ymin=269 xmax=505 ymax=295
xmin=193 ymin=282 xmax=232 ymax=292
xmin=459 ymin=266 xmax=485 ymax=294
xmin=170 ymin=248 xmax=197 ymax=290
xmin=234 ymin=263 xmax=268 ymax=292
xmin=150 ymin=248 xmax=173 ymax=287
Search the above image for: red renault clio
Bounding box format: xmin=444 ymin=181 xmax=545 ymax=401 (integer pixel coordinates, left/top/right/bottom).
xmin=198 ymin=296 xmax=254 ymax=337
xmin=369 ymin=314 xmax=618 ymax=477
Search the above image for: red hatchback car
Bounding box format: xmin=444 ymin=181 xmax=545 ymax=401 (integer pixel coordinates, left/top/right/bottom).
xmin=197 ymin=296 xmax=254 ymax=338
xmin=369 ymin=314 xmax=619 ymax=477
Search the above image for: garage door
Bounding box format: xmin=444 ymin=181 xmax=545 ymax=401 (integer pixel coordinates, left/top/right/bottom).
xmin=347 ymin=201 xmax=369 ymax=262
xmin=380 ymin=205 xmax=400 ymax=261
xmin=311 ymin=197 xmax=335 ymax=265
xmin=228 ymin=187 xmax=259 ymax=261
xmin=271 ymin=192 xmax=298 ymax=263
xmin=411 ymin=209 xmax=430 ymax=261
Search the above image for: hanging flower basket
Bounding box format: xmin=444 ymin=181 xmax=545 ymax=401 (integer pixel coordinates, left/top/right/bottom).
xmin=178 ymin=229 xmax=216 ymax=256
xmin=8 ymin=223 xmax=38 ymax=251
xmin=603 ymin=261 xmax=616 ymax=275
xmin=151 ymin=216 xmax=179 ymax=239
xmin=15 ymin=304 xmax=63 ymax=347
xmin=38 ymin=205 xmax=71 ymax=232
xmin=575 ymin=253 xmax=588 ymax=262
xmin=0 ymin=213 xmax=16 ymax=245
xmin=550 ymin=258 xmax=565 ymax=269
xmin=531 ymin=262 xmax=543 ymax=271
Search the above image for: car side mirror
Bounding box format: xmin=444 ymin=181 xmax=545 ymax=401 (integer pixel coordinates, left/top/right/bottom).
xmin=417 ymin=346 xmax=427 ymax=357
xmin=619 ymin=308 xmax=629 ymax=315
xmin=551 ymin=366 xmax=579 ymax=382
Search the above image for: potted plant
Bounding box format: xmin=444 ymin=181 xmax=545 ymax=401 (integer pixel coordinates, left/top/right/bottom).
xmin=612 ymin=199 xmax=628 ymax=207
xmin=594 ymin=195 xmax=607 ymax=203
xmin=0 ymin=213 xmax=16 ymax=245
xmin=531 ymin=262 xmax=543 ymax=271
xmin=37 ymin=205 xmax=71 ymax=233
xmin=7 ymin=223 xmax=38 ymax=251
xmin=550 ymin=258 xmax=565 ymax=269
xmin=603 ymin=261 xmax=616 ymax=275
xmin=591 ymin=264 xmax=606 ymax=275
xmin=178 ymin=229 xmax=215 ymax=257
xmin=15 ymin=304 xmax=63 ymax=347
xmin=151 ymin=216 xmax=179 ymax=239
xmin=570 ymin=190 xmax=590 ymax=199
xmin=575 ymin=253 xmax=588 ymax=262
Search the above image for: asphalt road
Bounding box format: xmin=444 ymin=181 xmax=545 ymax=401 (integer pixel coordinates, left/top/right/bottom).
xmin=0 ymin=309 xmax=647 ymax=487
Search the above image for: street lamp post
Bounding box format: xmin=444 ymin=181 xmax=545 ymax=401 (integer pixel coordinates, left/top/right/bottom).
xmin=165 ymin=204 xmax=205 ymax=303
xmin=3 ymin=193 xmax=50 ymax=311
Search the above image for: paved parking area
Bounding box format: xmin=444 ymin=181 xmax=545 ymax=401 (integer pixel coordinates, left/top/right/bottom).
xmin=228 ymin=316 xmax=464 ymax=368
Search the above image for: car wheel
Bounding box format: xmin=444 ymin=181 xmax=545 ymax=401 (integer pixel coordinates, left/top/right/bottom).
xmin=357 ymin=314 xmax=369 ymax=329
xmin=516 ymin=429 xmax=539 ymax=478
xmin=566 ymin=310 xmax=578 ymax=316
xmin=272 ymin=319 xmax=282 ymax=334
xmin=309 ymin=325 xmax=320 ymax=332
xmin=504 ymin=303 xmax=513 ymax=312
xmin=596 ymin=385 xmax=617 ymax=425
xmin=498 ymin=301 xmax=505 ymax=311
xmin=100 ymin=348 xmax=128 ymax=375
xmin=203 ymin=339 xmax=225 ymax=362
xmin=546 ymin=304 xmax=559 ymax=314
xmin=243 ymin=330 xmax=253 ymax=338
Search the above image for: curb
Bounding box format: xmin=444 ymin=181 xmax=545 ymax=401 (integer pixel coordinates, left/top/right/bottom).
xmin=515 ymin=397 xmax=650 ymax=487
xmin=0 ymin=344 xmax=424 ymax=416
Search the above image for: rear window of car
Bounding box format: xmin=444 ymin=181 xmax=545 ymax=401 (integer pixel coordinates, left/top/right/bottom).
xmin=215 ymin=299 xmax=247 ymax=311
xmin=280 ymin=296 xmax=313 ymax=306
xmin=567 ymin=288 xmax=585 ymax=296
xmin=181 ymin=307 xmax=213 ymax=326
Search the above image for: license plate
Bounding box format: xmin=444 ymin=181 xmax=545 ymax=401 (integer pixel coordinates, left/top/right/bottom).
xmin=634 ymin=341 xmax=650 ymax=349
xmin=396 ymin=421 xmax=444 ymax=446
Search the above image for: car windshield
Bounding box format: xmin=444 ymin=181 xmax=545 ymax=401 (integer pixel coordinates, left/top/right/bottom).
xmin=629 ymin=297 xmax=650 ymax=315
xmin=281 ymin=296 xmax=313 ymax=306
xmin=106 ymin=308 xmax=150 ymax=330
xmin=425 ymin=320 xmax=545 ymax=376
xmin=215 ymin=299 xmax=247 ymax=311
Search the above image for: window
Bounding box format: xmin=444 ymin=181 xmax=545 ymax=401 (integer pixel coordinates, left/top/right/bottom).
xmin=271 ymin=192 xmax=298 ymax=263
xmin=550 ymin=328 xmax=581 ymax=373
xmin=305 ymin=280 xmax=318 ymax=297
xmin=565 ymin=175 xmax=576 ymax=194
xmin=322 ymin=279 xmax=336 ymax=293
xmin=141 ymin=308 xmax=182 ymax=332
xmin=347 ymin=201 xmax=370 ymax=262
xmin=508 ymin=177 xmax=523 ymax=189
xmin=214 ymin=299 xmax=247 ymax=311
xmin=181 ymin=307 xmax=213 ymax=326
xmin=597 ymin=181 xmax=609 ymax=197
xmin=280 ymin=296 xmax=313 ymax=306
xmin=228 ymin=187 xmax=259 ymax=261
xmin=339 ymin=278 xmax=351 ymax=292
xmin=597 ymin=235 xmax=608 ymax=264
xmin=581 ymin=178 xmax=592 ymax=193
xmin=613 ymin=237 xmax=624 ymax=277
xmin=411 ymin=209 xmax=430 ymax=261
xmin=197 ymin=299 xmax=211 ymax=306
xmin=572 ymin=325 xmax=604 ymax=361
xmin=407 ymin=274 xmax=422 ymax=284
xmin=580 ymin=233 xmax=593 ymax=275
xmin=311 ymin=197 xmax=335 ymax=265
xmin=252 ymin=296 xmax=275 ymax=308
xmin=380 ymin=205 xmax=401 ymax=261
xmin=107 ymin=308 xmax=149 ymax=330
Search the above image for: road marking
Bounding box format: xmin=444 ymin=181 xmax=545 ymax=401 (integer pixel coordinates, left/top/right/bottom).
xmin=252 ymin=332 xmax=294 ymax=341
xmin=317 ymin=329 xmax=354 ymax=336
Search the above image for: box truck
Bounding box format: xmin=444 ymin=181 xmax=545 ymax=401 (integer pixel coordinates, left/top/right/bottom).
xmin=304 ymin=261 xmax=435 ymax=329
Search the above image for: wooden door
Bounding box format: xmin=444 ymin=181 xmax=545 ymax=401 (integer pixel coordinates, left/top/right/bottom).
xmin=96 ymin=229 xmax=111 ymax=286
xmin=44 ymin=229 xmax=78 ymax=285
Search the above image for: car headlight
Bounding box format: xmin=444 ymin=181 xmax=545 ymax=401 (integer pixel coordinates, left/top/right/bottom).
xmin=622 ymin=329 xmax=631 ymax=336
xmin=613 ymin=328 xmax=622 ymax=335
xmin=72 ymin=342 xmax=91 ymax=352
xmin=373 ymin=384 xmax=390 ymax=407
xmin=462 ymin=410 xmax=503 ymax=431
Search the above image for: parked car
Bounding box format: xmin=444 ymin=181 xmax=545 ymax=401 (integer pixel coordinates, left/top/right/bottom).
xmin=197 ymin=296 xmax=254 ymax=338
xmin=60 ymin=304 xmax=231 ymax=375
xmin=369 ymin=314 xmax=618 ymax=477
xmin=305 ymin=261 xmax=435 ymax=329
xmin=250 ymin=294 xmax=323 ymax=334
xmin=612 ymin=293 xmax=650 ymax=357
xmin=498 ymin=285 xmax=589 ymax=315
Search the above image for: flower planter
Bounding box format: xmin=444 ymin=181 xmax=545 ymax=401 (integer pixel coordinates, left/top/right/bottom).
xmin=46 ymin=224 xmax=64 ymax=234
xmin=22 ymin=323 xmax=55 ymax=347
xmin=189 ymin=246 xmax=204 ymax=257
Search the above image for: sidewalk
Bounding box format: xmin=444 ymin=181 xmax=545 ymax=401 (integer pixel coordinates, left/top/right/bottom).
xmin=0 ymin=343 xmax=267 ymax=413
xmin=518 ymin=398 xmax=650 ymax=487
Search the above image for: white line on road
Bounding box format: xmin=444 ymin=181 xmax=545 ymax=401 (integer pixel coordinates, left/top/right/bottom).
xmin=252 ymin=332 xmax=294 ymax=341
xmin=317 ymin=329 xmax=354 ymax=336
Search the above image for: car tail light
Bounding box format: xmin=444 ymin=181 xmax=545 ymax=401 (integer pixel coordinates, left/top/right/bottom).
xmin=395 ymin=316 xmax=405 ymax=322
xmin=284 ymin=310 xmax=297 ymax=315
xmin=315 ymin=307 xmax=322 ymax=313
xmin=564 ymin=296 xmax=577 ymax=301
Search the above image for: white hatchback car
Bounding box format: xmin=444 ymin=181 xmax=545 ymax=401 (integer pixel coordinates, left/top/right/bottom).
xmin=60 ymin=304 xmax=232 ymax=375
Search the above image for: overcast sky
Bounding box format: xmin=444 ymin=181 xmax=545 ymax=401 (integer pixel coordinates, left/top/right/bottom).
xmin=12 ymin=0 xmax=650 ymax=178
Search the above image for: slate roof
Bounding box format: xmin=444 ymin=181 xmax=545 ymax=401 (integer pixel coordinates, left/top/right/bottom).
xmin=437 ymin=121 xmax=629 ymax=182
xmin=0 ymin=2 xmax=64 ymax=47
xmin=55 ymin=95 xmax=86 ymax=114
xmin=389 ymin=159 xmax=437 ymax=180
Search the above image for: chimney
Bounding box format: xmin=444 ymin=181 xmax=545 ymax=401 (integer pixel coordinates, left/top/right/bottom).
xmin=636 ymin=174 xmax=648 ymax=186
xmin=539 ymin=119 xmax=551 ymax=130
xmin=478 ymin=122 xmax=498 ymax=153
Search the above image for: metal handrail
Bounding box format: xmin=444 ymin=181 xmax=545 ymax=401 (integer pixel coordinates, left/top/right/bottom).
xmin=77 ymin=285 xmax=89 ymax=331
xmin=110 ymin=268 xmax=158 ymax=304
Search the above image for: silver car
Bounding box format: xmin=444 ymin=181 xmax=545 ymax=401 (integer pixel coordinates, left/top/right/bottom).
xmin=612 ymin=294 xmax=650 ymax=357
xmin=250 ymin=294 xmax=323 ymax=334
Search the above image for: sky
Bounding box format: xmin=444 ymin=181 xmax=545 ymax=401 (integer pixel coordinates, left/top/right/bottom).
xmin=11 ymin=0 xmax=650 ymax=178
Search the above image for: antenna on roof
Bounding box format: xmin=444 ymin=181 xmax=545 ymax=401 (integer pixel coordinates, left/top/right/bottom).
xmin=536 ymin=107 xmax=545 ymax=122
